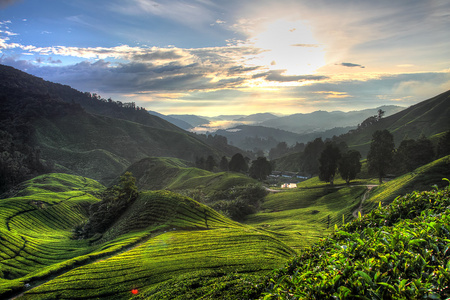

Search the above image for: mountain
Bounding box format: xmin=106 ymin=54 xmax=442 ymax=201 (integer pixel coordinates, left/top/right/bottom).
xmin=340 ymin=90 xmax=450 ymax=156
xmin=0 ymin=65 xmax=229 ymax=187
xmin=260 ymin=106 xmax=405 ymax=134
xmin=215 ymin=124 xmax=354 ymax=151
xmin=147 ymin=110 xmax=193 ymax=130
xmin=168 ymin=114 xmax=211 ymax=128
xmin=0 ymin=65 xmax=185 ymax=132
xmin=216 ymin=125 xmax=302 ymax=151
xmin=235 ymin=112 xmax=279 ymax=122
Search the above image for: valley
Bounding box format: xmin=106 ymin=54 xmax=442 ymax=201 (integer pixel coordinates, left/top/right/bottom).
xmin=0 ymin=65 xmax=449 ymax=299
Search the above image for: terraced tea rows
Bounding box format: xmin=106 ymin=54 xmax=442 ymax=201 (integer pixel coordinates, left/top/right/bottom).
xmin=1 ymin=173 xmax=297 ymax=299
xmin=20 ymin=227 xmax=294 ymax=299
xmin=245 ymin=186 xmax=366 ymax=251
xmin=0 ymin=174 xmax=105 ymax=297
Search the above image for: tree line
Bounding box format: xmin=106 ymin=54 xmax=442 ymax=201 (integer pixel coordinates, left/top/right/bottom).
xmin=317 ymin=129 xmax=450 ymax=185
xmin=195 ymin=153 xmax=273 ymax=181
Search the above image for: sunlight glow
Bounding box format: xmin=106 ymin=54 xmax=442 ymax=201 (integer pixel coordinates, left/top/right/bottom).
xmin=250 ymin=19 xmax=325 ymax=76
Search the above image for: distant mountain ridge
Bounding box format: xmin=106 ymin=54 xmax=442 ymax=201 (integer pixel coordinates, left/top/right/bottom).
xmin=260 ymin=106 xmax=405 ymax=134
xmin=166 ymin=106 xmax=404 ymax=140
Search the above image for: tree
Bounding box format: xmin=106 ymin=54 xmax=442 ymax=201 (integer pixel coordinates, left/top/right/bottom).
xmin=205 ymin=155 xmax=217 ymax=171
xmin=219 ymin=156 xmax=229 ymax=171
xmin=228 ymin=153 xmax=248 ymax=173
xmin=249 ymin=157 xmax=272 ymax=180
xmin=437 ymin=130 xmax=450 ymax=158
xmin=75 ymin=172 xmax=139 ymax=238
xmin=395 ymin=137 xmax=434 ymax=173
xmin=338 ymin=150 xmax=362 ymax=184
xmin=319 ymin=143 xmax=341 ymax=185
xmin=301 ymin=138 xmax=325 ymax=176
xmin=367 ymin=130 xmax=395 ymax=183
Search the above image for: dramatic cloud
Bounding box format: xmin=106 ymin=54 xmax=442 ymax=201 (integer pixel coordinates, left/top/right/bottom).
xmin=0 ymin=0 xmax=448 ymax=115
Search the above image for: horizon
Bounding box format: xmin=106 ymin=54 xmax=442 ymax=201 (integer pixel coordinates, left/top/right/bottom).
xmin=1 ymin=0 xmax=449 ymax=116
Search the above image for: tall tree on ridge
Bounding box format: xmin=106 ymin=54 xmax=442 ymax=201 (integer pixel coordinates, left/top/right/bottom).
xmin=367 ymin=130 xmax=395 ymax=183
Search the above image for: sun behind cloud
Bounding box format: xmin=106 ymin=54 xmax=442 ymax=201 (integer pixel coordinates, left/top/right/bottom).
xmin=250 ymin=19 xmax=325 ymax=76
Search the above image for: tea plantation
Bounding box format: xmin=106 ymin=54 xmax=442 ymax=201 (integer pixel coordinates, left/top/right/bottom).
xmin=1 ymin=156 xmax=449 ymax=299
xmin=0 ymin=173 xmax=294 ymax=299
xmin=262 ymin=181 xmax=450 ymax=299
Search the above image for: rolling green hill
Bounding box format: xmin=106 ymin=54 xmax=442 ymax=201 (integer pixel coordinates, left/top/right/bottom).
xmin=123 ymin=156 xmax=257 ymax=193
xmin=341 ymin=90 xmax=450 ymax=156
xmin=362 ymin=154 xmax=450 ymax=211
xmin=0 ymin=173 xmax=295 ymax=299
xmin=33 ymin=113 xmax=222 ymax=184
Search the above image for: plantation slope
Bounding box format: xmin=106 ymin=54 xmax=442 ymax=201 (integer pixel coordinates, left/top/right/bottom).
xmin=168 ymin=171 xmax=258 ymax=194
xmin=34 ymin=113 xmax=221 ymax=184
xmin=19 ymin=227 xmax=295 ymax=300
xmin=245 ymin=185 xmax=366 ymax=252
xmin=98 ymin=190 xmax=244 ymax=242
xmin=363 ymin=155 xmax=450 ymax=211
xmin=124 ymin=156 xmax=257 ymax=193
xmin=123 ymin=157 xmax=210 ymax=190
xmin=0 ymin=174 xmax=104 ymax=296
xmin=262 ymin=182 xmax=450 ymax=299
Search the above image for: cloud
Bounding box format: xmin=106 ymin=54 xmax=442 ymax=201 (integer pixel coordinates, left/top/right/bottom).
xmin=110 ymin=0 xmax=217 ymax=29
xmin=338 ymin=62 xmax=365 ymax=68
xmin=253 ymin=70 xmax=328 ymax=82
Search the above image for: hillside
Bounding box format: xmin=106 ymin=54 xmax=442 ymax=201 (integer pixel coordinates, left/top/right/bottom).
xmin=0 ymin=64 xmax=181 ymax=132
xmin=33 ymin=113 xmax=221 ymax=183
xmin=341 ymin=90 xmax=450 ymax=156
xmin=124 ymin=157 xmax=257 ymax=193
xmin=0 ymin=173 xmax=294 ymax=299
xmin=0 ymin=65 xmax=228 ymax=186
xmin=261 ymin=181 xmax=450 ymax=299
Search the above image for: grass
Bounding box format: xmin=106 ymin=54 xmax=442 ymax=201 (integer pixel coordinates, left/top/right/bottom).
xmin=245 ymin=185 xmax=366 ymax=252
xmin=0 ymin=173 xmax=294 ymax=299
xmin=363 ymin=155 xmax=450 ymax=211
xmin=124 ymin=157 xmax=257 ymax=195
xmin=262 ymin=182 xmax=450 ymax=299
xmin=20 ymin=228 xmax=293 ymax=299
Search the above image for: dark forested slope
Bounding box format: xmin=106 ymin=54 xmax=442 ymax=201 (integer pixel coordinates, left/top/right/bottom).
xmin=0 ymin=65 xmax=226 ymax=189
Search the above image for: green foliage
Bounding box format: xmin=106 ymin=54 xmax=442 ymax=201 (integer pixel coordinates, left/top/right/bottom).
xmin=219 ymin=156 xmax=229 ymax=171
xmin=249 ymin=157 xmax=272 ymax=180
xmin=209 ymin=184 xmax=268 ymax=221
xmin=363 ymin=155 xmax=450 ymax=211
xmin=339 ymin=150 xmax=362 ymax=184
xmin=437 ymin=130 xmax=450 ymax=158
xmin=76 ymin=172 xmax=139 ymax=238
xmin=394 ymin=137 xmax=435 ymax=173
xmin=368 ymin=129 xmax=395 ymax=183
xmin=301 ymin=137 xmax=325 ymax=176
xmin=319 ymin=143 xmax=341 ymax=185
xmin=246 ymin=185 xmax=366 ymax=252
xmin=263 ymin=182 xmax=450 ymax=299
xmin=228 ymin=153 xmax=248 ymax=173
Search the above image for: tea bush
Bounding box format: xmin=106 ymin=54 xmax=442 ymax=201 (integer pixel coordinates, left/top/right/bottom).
xmin=263 ymin=180 xmax=450 ymax=299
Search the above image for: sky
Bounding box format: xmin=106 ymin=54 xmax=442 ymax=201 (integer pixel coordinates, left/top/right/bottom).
xmin=0 ymin=0 xmax=449 ymax=116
